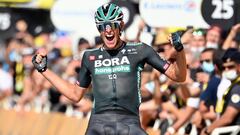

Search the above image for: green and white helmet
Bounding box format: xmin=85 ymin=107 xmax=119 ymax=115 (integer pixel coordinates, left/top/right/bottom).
xmin=95 ymin=3 xmax=124 ymax=24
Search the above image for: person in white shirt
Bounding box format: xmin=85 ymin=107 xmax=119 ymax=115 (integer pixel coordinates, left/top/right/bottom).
xmin=0 ymin=61 xmax=13 ymax=101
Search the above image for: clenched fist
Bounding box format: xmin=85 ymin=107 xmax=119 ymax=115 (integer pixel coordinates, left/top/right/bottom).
xmin=32 ymin=49 xmax=48 ymax=72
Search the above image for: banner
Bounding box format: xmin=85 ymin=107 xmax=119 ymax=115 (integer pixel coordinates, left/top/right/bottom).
xmin=111 ymin=0 xmax=137 ymax=29
xmin=0 ymin=0 xmax=55 ymax=9
xmin=0 ymin=0 xmax=30 ymax=3
xmin=50 ymin=0 xmax=109 ymax=42
xmin=139 ymin=0 xmax=238 ymax=30
xmin=201 ymin=0 xmax=236 ymax=30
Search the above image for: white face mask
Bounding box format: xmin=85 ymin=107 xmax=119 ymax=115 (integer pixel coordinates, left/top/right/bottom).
xmin=190 ymin=46 xmax=205 ymax=53
xmin=206 ymin=42 xmax=218 ymax=49
xmin=222 ymin=70 xmax=238 ymax=81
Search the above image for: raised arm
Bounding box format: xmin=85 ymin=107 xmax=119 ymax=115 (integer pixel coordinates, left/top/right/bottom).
xmin=32 ymin=49 xmax=88 ymax=103
xmin=41 ymin=69 xmax=87 ymax=102
xmin=222 ymin=23 xmax=240 ymax=50
xmin=164 ymin=49 xmax=187 ymax=82
xmin=164 ymin=32 xmax=187 ymax=82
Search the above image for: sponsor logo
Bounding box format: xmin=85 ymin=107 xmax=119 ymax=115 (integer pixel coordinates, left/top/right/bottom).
xmin=98 ymin=55 xmax=103 ymax=59
xmin=94 ymin=56 xmax=131 ymax=74
xmin=89 ymin=55 xmax=96 ymax=61
xmin=143 ymin=0 xmax=197 ymax=12
xmin=95 ymin=65 xmax=131 ymax=74
xmin=126 ymin=48 xmax=138 ymax=54
xmin=94 ymin=56 xmax=130 ymax=67
xmin=121 ymin=49 xmax=126 ymax=54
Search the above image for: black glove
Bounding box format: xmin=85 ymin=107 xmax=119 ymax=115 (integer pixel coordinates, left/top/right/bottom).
xmin=32 ymin=55 xmax=47 ymax=72
xmin=171 ymin=32 xmax=184 ymax=52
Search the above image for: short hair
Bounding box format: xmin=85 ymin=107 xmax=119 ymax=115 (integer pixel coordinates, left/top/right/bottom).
xmin=222 ymin=48 xmax=240 ymax=64
xmin=78 ymin=38 xmax=89 ymax=45
xmin=201 ymin=48 xmax=216 ymax=54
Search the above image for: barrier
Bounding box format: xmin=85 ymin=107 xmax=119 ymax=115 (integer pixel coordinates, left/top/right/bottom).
xmin=0 ymin=109 xmax=89 ymax=135
xmin=211 ymin=125 xmax=240 ymax=135
xmin=0 ymin=109 xmax=159 ymax=135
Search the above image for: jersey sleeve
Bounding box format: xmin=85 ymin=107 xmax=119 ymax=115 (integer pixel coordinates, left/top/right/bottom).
xmin=142 ymin=44 xmax=170 ymax=73
xmin=228 ymin=85 xmax=240 ymax=110
xmin=78 ymin=52 xmax=92 ymax=88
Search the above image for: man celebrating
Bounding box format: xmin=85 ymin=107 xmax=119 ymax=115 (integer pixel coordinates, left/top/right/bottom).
xmin=32 ymin=3 xmax=187 ymax=135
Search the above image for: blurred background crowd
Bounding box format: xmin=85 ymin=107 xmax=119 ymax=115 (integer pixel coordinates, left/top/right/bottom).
xmin=0 ymin=0 xmax=240 ymax=135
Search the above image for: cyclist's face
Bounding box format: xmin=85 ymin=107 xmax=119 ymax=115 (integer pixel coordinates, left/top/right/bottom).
xmin=97 ymin=21 xmax=122 ymax=49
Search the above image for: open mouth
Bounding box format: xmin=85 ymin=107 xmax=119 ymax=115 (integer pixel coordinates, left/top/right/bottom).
xmin=106 ymin=34 xmax=114 ymax=41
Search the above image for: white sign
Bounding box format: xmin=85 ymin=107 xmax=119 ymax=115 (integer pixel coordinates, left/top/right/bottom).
xmin=50 ymin=0 xmax=109 ymax=41
xmin=139 ymin=0 xmax=209 ymax=28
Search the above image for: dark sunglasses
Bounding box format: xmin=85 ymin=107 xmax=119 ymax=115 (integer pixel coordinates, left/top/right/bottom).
xmin=223 ymin=65 xmax=236 ymax=70
xmin=96 ymin=21 xmax=121 ymax=32
xmin=157 ymin=47 xmax=165 ymax=53
xmin=193 ymin=30 xmax=205 ymax=36
xmin=200 ymin=59 xmax=212 ymax=64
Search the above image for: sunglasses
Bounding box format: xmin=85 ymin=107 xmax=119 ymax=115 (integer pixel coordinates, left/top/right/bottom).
xmin=223 ymin=65 xmax=236 ymax=70
xmin=200 ymin=59 xmax=212 ymax=64
xmin=193 ymin=30 xmax=205 ymax=36
xmin=96 ymin=21 xmax=121 ymax=32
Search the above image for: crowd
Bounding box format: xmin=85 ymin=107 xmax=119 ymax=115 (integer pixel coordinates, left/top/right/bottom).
xmin=0 ymin=16 xmax=240 ymax=135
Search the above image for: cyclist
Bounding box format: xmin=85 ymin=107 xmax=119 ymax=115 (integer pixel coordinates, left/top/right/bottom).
xmin=32 ymin=3 xmax=187 ymax=135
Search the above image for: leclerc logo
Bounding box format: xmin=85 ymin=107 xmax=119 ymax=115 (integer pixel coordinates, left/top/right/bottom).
xmin=183 ymin=1 xmax=196 ymax=12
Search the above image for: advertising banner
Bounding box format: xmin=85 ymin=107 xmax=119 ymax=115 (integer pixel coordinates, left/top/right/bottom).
xmin=0 ymin=0 xmax=30 ymax=3
xmin=139 ymin=0 xmax=238 ymax=30
xmin=0 ymin=0 xmax=54 ymax=9
xmin=50 ymin=0 xmax=109 ymax=42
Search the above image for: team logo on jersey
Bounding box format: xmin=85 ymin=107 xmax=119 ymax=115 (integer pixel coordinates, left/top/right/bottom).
xmin=94 ymin=56 xmax=131 ymax=74
xmin=127 ymin=48 xmax=137 ymax=54
xmin=95 ymin=56 xmax=130 ymax=67
xmin=121 ymin=49 xmax=126 ymax=54
xmin=98 ymin=55 xmax=103 ymax=59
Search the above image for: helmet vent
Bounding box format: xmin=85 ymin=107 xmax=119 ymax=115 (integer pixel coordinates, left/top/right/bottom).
xmin=110 ymin=9 xmax=116 ymax=17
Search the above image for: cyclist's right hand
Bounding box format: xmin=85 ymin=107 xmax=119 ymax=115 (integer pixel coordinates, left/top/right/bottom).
xmin=32 ymin=49 xmax=48 ymax=72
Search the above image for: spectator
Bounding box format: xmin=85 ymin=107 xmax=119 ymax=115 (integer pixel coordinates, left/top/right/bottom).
xmin=205 ymin=25 xmax=222 ymax=49
xmin=0 ymin=60 xmax=13 ymax=101
xmin=222 ymin=23 xmax=240 ymax=50
xmin=201 ymin=48 xmax=240 ymax=135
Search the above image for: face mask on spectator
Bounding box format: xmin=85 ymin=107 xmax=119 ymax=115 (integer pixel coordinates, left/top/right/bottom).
xmin=190 ymin=46 xmax=205 ymax=53
xmin=201 ymin=61 xmax=214 ymax=73
xmin=206 ymin=42 xmax=218 ymax=49
xmin=9 ymin=50 xmax=21 ymax=62
xmin=222 ymin=70 xmax=238 ymax=81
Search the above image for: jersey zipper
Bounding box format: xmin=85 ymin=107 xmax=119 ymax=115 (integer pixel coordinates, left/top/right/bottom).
xmin=110 ymin=56 xmax=117 ymax=105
